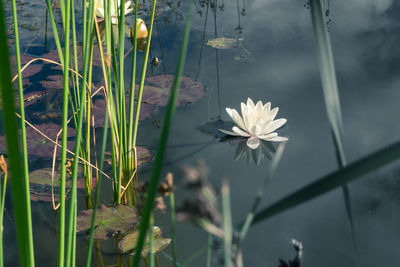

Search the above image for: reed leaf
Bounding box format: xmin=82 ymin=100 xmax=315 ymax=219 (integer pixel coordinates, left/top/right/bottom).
xmin=250 ymin=140 xmax=400 ymax=225
xmin=221 ymin=179 xmax=232 ymax=267
xmin=131 ymin=3 xmax=193 ymax=266
xmin=0 ymin=0 xmax=35 ymax=265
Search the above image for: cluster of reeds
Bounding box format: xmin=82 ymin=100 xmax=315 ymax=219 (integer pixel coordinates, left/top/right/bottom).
xmin=0 ymin=0 xmax=399 ymax=266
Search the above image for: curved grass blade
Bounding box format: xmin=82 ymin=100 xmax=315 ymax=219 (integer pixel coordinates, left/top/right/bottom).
xmin=310 ymin=0 xmax=358 ymax=264
xmin=0 ymin=1 xmax=35 ymax=265
xmin=131 ymin=3 xmax=194 ymax=266
xmin=250 ymin=140 xmax=400 ymax=225
xmin=221 ymin=179 xmax=232 ymax=267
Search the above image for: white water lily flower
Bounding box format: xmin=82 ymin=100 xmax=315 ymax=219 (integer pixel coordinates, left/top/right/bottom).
xmin=219 ymin=98 xmax=288 ymax=149
xmin=94 ymin=0 xmax=133 ymax=24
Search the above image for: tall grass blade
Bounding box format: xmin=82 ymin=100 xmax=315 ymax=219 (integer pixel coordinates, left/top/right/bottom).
xmin=11 ymin=0 xmax=35 ymax=265
xmin=131 ymin=3 xmax=193 ymax=266
xmin=0 ymin=1 xmax=35 ymax=265
xmin=85 ymin=112 xmax=109 ymax=267
xmin=0 ymin=157 xmax=8 ymax=267
xmin=58 ymin=0 xmax=72 ymax=264
xmin=250 ymin=140 xmax=400 ymax=225
xmin=170 ymin=192 xmax=178 ymax=267
xmin=221 ymin=179 xmax=232 ymax=267
xmin=310 ymin=1 xmax=358 ymax=264
xmin=238 ymin=143 xmax=286 ymax=241
xmin=206 ymin=233 xmax=212 ymax=267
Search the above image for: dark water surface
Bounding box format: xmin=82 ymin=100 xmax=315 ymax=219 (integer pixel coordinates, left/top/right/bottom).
xmin=3 ymin=0 xmax=400 ymax=266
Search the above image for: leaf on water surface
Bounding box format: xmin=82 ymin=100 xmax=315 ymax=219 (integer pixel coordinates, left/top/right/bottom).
xmin=41 ymin=74 xmax=75 ymax=90
xmin=0 ymin=123 xmax=75 ymax=158
xmin=104 ymin=146 xmax=152 ymax=166
xmin=10 ymin=54 xmax=43 ymax=77
xmin=118 ymin=226 xmax=171 ymax=254
xmin=76 ymin=204 xmax=139 ymax=240
xmin=145 ymin=74 xmax=205 ymax=106
xmin=29 ymin=167 xmax=92 ymax=202
xmin=206 ymin=37 xmax=242 ymax=49
xmin=196 ymin=119 xmax=235 ymax=139
xmin=15 ymin=90 xmax=47 ymax=107
xmin=43 ymin=45 xmax=103 ymax=67
xmin=92 ymin=97 xmax=156 ymax=128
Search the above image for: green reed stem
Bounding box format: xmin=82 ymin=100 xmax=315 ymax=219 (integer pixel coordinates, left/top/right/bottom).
xmin=131 ymin=4 xmax=193 ymax=266
xmin=170 ymin=192 xmax=178 ymax=267
xmin=11 ymin=0 xmax=35 ymax=265
xmin=128 ymin=0 xmax=138 ymax=170
xmin=238 ymin=143 xmax=285 ymax=241
xmin=0 ymin=171 xmax=7 ymax=267
xmin=149 ymin=214 xmax=154 ymax=267
xmin=206 ymin=233 xmax=212 ymax=267
xmin=0 ymin=1 xmax=35 ymax=265
xmin=45 ymin=0 xmax=64 ymax=64
xmin=85 ymin=110 xmax=108 ymax=267
xmin=221 ymin=179 xmax=232 ymax=267
xmin=310 ymin=1 xmax=358 ymax=265
xmin=132 ymin=0 xmax=157 ymax=148
xmin=58 ymin=0 xmax=72 ymax=264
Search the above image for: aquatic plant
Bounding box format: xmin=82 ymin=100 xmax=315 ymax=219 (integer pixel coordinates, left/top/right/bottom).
xmin=93 ymin=0 xmax=133 ymax=24
xmin=220 ymin=98 xmax=288 ymax=149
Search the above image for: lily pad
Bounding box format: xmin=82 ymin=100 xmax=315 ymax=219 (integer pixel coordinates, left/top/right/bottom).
xmin=10 ymin=54 xmax=43 ymax=78
xmin=41 ymin=74 xmax=73 ymax=90
xmin=29 ymin=167 xmax=91 ymax=202
xmin=118 ymin=226 xmax=171 ymax=254
xmin=145 ymin=75 xmax=205 ymax=106
xmin=0 ymin=123 xmax=75 ymax=158
xmin=104 ymin=146 xmax=151 ymax=167
xmin=43 ymin=45 xmax=103 ymax=67
xmin=92 ymin=96 xmax=156 ymax=128
xmin=196 ymin=119 xmax=235 ymax=139
xmin=207 ymin=37 xmax=242 ymax=49
xmin=76 ymin=204 xmax=138 ymax=240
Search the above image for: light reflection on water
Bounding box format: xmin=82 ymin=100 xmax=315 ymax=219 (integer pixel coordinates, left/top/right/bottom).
xmin=3 ymin=0 xmax=400 ymax=266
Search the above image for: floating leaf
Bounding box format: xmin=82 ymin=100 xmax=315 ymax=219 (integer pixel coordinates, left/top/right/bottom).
xmin=196 ymin=119 xmax=235 ymax=139
xmin=10 ymin=54 xmax=42 ymax=78
xmin=29 ymin=167 xmax=91 ymax=202
xmin=41 ymin=74 xmax=74 ymax=90
xmin=118 ymin=226 xmax=171 ymax=254
xmin=92 ymin=97 xmax=156 ymax=128
xmin=76 ymin=204 xmax=138 ymax=240
xmin=104 ymin=146 xmax=152 ymax=166
xmin=43 ymin=45 xmax=103 ymax=67
xmin=0 ymin=123 xmax=75 ymax=158
xmin=145 ymin=74 xmax=205 ymax=106
xmin=207 ymin=37 xmax=242 ymax=49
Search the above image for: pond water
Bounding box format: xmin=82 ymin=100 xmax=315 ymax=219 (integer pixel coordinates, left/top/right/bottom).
xmin=2 ymin=0 xmax=400 ymax=266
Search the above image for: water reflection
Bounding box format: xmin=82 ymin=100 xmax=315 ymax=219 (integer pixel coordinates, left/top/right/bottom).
xmin=233 ymin=139 xmax=276 ymax=165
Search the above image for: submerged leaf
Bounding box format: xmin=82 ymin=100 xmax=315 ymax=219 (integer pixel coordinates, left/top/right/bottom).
xmin=145 ymin=75 xmax=205 ymax=106
xmin=76 ymin=204 xmax=139 ymax=240
xmin=0 ymin=123 xmax=75 ymax=158
xmin=29 ymin=167 xmax=91 ymax=202
xmin=104 ymin=146 xmax=152 ymax=166
xmin=207 ymin=37 xmax=242 ymax=49
xmin=118 ymin=226 xmax=171 ymax=254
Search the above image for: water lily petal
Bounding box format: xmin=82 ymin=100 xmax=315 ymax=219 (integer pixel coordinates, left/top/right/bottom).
xmin=124 ymin=1 xmax=133 ymax=14
xmin=263 ymin=102 xmax=271 ymax=112
xmin=246 ymin=136 xmax=260 ymax=149
xmin=247 ymin=98 xmax=255 ymax=110
xmin=249 ymin=125 xmax=262 ymax=136
xmin=218 ymin=129 xmax=242 ymax=136
xmin=269 ymin=107 xmax=279 ymax=120
xmin=226 ymin=108 xmax=246 ymax=131
xmin=258 ymin=132 xmax=278 ymax=141
xmin=265 ymin=118 xmax=287 ymax=134
xmin=255 ymin=101 xmax=263 ymax=114
xmin=268 ymin=136 xmax=288 ymax=142
xmin=232 ymin=126 xmax=251 ymax=137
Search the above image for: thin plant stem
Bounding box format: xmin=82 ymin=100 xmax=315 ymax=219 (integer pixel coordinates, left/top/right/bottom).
xmin=170 ymin=192 xmax=178 ymax=267
xmin=11 ymin=0 xmax=35 ymax=265
xmin=131 ymin=4 xmax=193 ymax=266
xmin=58 ymin=0 xmax=72 ymax=264
xmin=206 ymin=233 xmax=212 ymax=267
xmin=85 ymin=110 xmax=109 ymax=267
xmin=221 ymin=179 xmax=232 ymax=267
xmin=0 ymin=169 xmax=7 ymax=267
xmin=0 ymin=0 xmax=35 ymax=264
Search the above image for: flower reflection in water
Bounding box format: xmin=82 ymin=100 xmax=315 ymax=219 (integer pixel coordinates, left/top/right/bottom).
xmin=234 ymin=139 xmax=276 ymax=165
